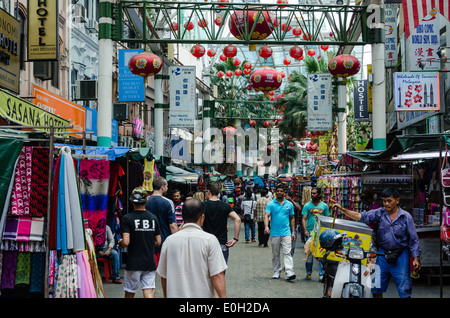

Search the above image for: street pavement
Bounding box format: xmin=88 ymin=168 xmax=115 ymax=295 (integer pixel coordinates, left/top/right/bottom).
xmin=102 ymin=219 xmax=450 ymax=299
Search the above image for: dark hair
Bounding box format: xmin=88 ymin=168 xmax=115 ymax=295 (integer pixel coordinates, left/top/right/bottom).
xmin=206 ymin=182 xmax=220 ymax=196
xmin=182 ymin=198 xmax=205 ymax=223
xmin=261 ymin=188 xmax=268 ymax=197
xmin=245 ymin=189 xmax=253 ymax=199
xmin=153 ymin=176 xmax=167 ymax=191
xmin=173 ymin=189 xmax=181 ymax=195
xmin=275 ymin=184 xmax=285 ymax=191
xmin=381 ymin=187 xmax=399 ymax=199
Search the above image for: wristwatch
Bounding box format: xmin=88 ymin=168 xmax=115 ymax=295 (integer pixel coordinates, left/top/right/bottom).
xmin=233 ymin=237 xmax=239 ymax=242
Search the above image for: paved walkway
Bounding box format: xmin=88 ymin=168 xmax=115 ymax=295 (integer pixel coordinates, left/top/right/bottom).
xmin=102 ymin=220 xmax=450 ymax=299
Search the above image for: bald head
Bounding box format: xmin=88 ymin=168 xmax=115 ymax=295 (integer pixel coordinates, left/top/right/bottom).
xmin=182 ymin=198 xmax=205 ymax=224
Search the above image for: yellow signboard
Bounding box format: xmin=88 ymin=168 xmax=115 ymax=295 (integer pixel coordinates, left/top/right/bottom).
xmin=27 ymin=0 xmax=58 ymax=60
xmin=0 ymin=88 xmax=70 ymax=133
xmin=0 ymin=8 xmax=20 ymax=93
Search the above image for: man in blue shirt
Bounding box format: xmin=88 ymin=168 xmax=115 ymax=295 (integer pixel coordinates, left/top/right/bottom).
xmin=264 ymin=185 xmax=296 ymax=281
xmin=334 ymin=187 xmax=421 ymax=298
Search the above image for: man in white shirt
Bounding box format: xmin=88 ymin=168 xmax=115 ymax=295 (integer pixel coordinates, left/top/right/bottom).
xmin=157 ymin=198 xmax=227 ymax=298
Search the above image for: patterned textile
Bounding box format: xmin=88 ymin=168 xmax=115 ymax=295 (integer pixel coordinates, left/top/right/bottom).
xmin=16 ymin=216 xmax=32 ymax=242
xmin=85 ymin=229 xmax=105 ymax=298
xmin=10 ymin=147 xmax=33 ymax=216
xmin=2 ymin=216 xmax=46 ymax=242
xmin=30 ymin=147 xmax=49 ymax=217
xmin=79 ymin=159 xmax=110 ymax=247
xmin=14 ymin=252 xmax=30 ymax=286
xmin=54 ymin=254 xmax=78 ymax=298
xmin=29 ymin=252 xmax=45 ymax=293
xmin=0 ymin=251 xmax=18 ymax=289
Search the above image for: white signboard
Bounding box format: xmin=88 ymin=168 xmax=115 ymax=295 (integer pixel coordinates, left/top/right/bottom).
xmin=394 ymin=72 xmax=440 ymax=111
xmin=409 ymin=9 xmax=440 ymax=71
xmin=307 ymin=73 xmax=333 ymax=131
xmin=169 ymin=66 xmax=196 ymax=128
xmin=384 ymin=4 xmax=398 ymax=68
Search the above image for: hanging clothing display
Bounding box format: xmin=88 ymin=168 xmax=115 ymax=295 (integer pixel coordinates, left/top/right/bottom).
xmin=142 ymin=158 xmax=155 ymax=192
xmin=78 ymin=158 xmax=110 ymax=247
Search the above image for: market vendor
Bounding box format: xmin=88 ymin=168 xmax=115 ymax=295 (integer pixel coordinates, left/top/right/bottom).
xmin=332 ymin=187 xmax=421 ymax=298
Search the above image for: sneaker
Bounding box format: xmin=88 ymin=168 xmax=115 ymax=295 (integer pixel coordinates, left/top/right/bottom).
xmin=304 ymin=274 xmax=311 ymax=281
xmin=112 ymin=279 xmax=123 ymax=284
xmin=286 ymin=274 xmax=296 ymax=281
xmin=272 ymin=271 xmax=280 ymax=279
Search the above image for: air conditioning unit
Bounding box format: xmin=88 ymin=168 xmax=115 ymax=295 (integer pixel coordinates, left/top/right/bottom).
xmin=34 ymin=61 xmax=52 ymax=80
xmin=125 ymin=137 xmax=134 ymax=148
xmin=87 ymin=19 xmax=98 ymax=32
xmin=74 ymin=80 xmax=97 ymax=100
xmin=73 ymin=4 xmax=87 ymax=23
xmin=113 ymin=103 xmax=129 ymax=121
xmin=118 ymin=136 xmax=127 ymax=147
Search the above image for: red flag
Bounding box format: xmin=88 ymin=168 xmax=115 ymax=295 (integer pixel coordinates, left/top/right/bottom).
xmin=402 ymin=0 xmax=449 ymax=39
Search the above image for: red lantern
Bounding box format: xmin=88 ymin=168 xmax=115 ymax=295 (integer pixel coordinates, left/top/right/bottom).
xmin=215 ymin=15 xmax=224 ymax=26
xmin=184 ymin=21 xmax=194 ymax=31
xmin=303 ymin=158 xmax=310 ymax=164
xmin=263 ymin=120 xmax=271 ymax=127
xmin=307 ymin=48 xmax=315 ymax=56
xmin=298 ymin=55 xmax=304 ymax=61
xmin=281 ymin=23 xmax=291 ymax=32
xmin=280 ymin=142 xmax=285 ymax=147
xmin=235 ymin=69 xmax=242 ymax=76
xmin=289 ymin=142 xmax=294 ymax=147
xmin=217 ymin=71 xmax=225 ymax=78
xmin=280 ymin=71 xmax=285 ymax=78
xmin=222 ymin=126 xmax=236 ymax=135
xmin=321 ymin=44 xmax=329 ymax=51
xmin=250 ymin=67 xmax=283 ymax=97
xmin=247 ymin=85 xmax=253 ymax=91
xmin=207 ymin=48 xmax=216 ymax=57
xmin=226 ymin=70 xmax=233 ymax=77
xmin=328 ymin=54 xmax=361 ymax=78
xmin=170 ymin=22 xmax=178 ymax=31
xmin=198 ymin=19 xmax=208 ymax=28
xmin=219 ymin=54 xmax=227 ymax=61
xmin=303 ymin=33 xmax=311 ymax=40
xmin=292 ymin=27 xmax=302 ymax=37
xmin=244 ymin=62 xmax=252 ymax=69
xmin=283 ymin=57 xmax=291 ymax=65
xmin=269 ymin=90 xmax=275 ymax=96
xmin=289 ymin=46 xmax=303 ymax=59
xmin=218 ymin=0 xmax=229 ymax=7
xmin=233 ymin=58 xmax=241 ymax=66
xmin=229 ymin=11 xmax=276 ymax=41
xmin=259 ymin=46 xmax=273 ymax=59
xmin=277 ymin=0 xmax=288 ymax=8
xmin=191 ymin=44 xmax=206 ymax=59
xmin=128 ymin=52 xmax=162 ymax=80
xmin=249 ymin=119 xmax=256 ymax=126
xmin=243 ymin=68 xmax=252 ymax=75
xmin=223 ymin=44 xmax=237 ymax=58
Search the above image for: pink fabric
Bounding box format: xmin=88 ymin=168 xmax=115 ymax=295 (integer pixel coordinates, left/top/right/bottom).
xmin=16 ymin=216 xmax=32 ymax=241
xmin=10 ymin=147 xmax=33 ymax=216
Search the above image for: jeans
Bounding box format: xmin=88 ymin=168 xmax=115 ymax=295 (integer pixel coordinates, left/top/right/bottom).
xmin=244 ymin=221 xmax=256 ymax=241
xmin=98 ymin=247 xmax=121 ymax=280
xmin=305 ymin=236 xmax=323 ymax=278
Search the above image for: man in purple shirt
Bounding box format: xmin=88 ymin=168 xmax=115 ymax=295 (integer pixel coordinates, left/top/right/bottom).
xmin=333 ymin=187 xmax=421 ymax=298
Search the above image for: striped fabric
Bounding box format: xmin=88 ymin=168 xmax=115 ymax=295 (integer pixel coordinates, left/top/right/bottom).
xmin=402 ymin=0 xmax=449 ymax=39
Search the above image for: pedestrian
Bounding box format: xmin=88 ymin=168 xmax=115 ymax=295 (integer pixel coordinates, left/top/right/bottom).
xmin=96 ymin=225 xmax=122 ymax=284
xmin=285 ymin=191 xmax=302 ymax=256
xmin=333 ymin=187 xmax=421 ymax=298
xmin=241 ymin=189 xmax=256 ymax=243
xmin=145 ymin=176 xmax=178 ymax=265
xmin=172 ymin=189 xmax=184 ymax=228
xmin=203 ymin=182 xmax=241 ymax=264
xmin=264 ymin=185 xmax=296 ymax=281
xmin=120 ymin=187 xmax=161 ymax=298
xmin=301 ymin=187 xmax=330 ymax=281
xmin=255 ymin=188 xmax=270 ymax=247
xmin=157 ymin=198 xmax=227 ymax=298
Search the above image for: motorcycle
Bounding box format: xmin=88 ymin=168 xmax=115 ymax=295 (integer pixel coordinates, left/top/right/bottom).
xmin=319 ymin=229 xmax=375 ymax=298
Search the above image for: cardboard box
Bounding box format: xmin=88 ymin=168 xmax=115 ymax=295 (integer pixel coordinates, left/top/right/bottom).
xmin=311 ymin=215 xmax=373 ymax=263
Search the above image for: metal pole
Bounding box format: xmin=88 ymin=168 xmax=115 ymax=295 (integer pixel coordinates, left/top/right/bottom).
xmin=337 ymin=78 xmax=347 ymax=155
xmin=44 ymin=126 xmax=54 ymax=298
xmin=154 ymin=76 xmax=164 ymax=156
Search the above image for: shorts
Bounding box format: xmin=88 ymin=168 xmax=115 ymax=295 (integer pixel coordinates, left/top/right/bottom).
xmin=124 ymin=270 xmax=156 ymax=293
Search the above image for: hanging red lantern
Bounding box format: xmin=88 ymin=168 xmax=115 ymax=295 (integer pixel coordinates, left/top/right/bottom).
xmin=235 ymin=69 xmax=242 ymax=76
xmin=292 ymin=27 xmax=302 ymax=37
xmin=218 ymin=0 xmax=229 ymax=7
xmin=249 ymin=119 xmax=256 ymax=126
xmin=226 ymin=70 xmax=233 ymax=77
xmin=259 ymin=46 xmax=273 ymax=59
xmin=289 ymin=141 xmax=294 ymax=147
xmin=283 ymin=58 xmax=291 ymax=65
xmin=269 ymin=90 xmax=275 ymax=96
xmin=223 ymin=44 xmax=237 ymax=58
xmin=229 ymin=11 xmax=276 ymax=41
xmin=298 ymin=55 xmax=304 ymax=61
xmin=207 ymin=48 xmax=216 ymax=57
xmin=198 ymin=19 xmax=208 ymax=28
xmin=250 ymin=67 xmax=283 ymax=97
xmin=217 ymin=71 xmax=225 ymax=78
xmin=303 ymin=33 xmax=311 ymax=40
xmin=215 ymin=15 xmax=224 ymax=26
xmin=170 ymin=22 xmax=178 ymax=31
xmin=280 ymin=141 xmax=285 ymax=147
xmin=243 ymin=68 xmax=252 ymax=75
xmin=281 ymin=23 xmax=291 ymax=32
xmin=128 ymin=52 xmax=162 ymax=81
xmin=307 ymin=48 xmax=315 ymax=56
xmin=222 ymin=126 xmax=236 ymax=135
xmin=219 ymin=54 xmax=227 ymax=61
xmin=263 ymin=120 xmax=271 ymax=127
xmin=303 ymin=158 xmax=310 ymax=164
xmin=328 ymin=54 xmax=361 ymax=78
xmin=233 ymin=58 xmax=241 ymax=66
xmin=191 ymin=44 xmax=206 ymax=59
xmin=277 ymin=0 xmax=288 ymax=8
xmin=244 ymin=62 xmax=252 ymax=69
xmin=247 ymin=85 xmax=253 ymax=91
xmin=321 ymin=44 xmax=329 ymax=51
xmin=184 ymin=21 xmax=194 ymax=31
xmin=280 ymin=71 xmax=285 ymax=78
xmin=289 ymin=46 xmax=303 ymax=59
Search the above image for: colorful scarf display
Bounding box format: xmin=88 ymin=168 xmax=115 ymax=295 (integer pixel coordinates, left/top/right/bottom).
xmin=79 ymin=159 xmax=110 ymax=247
xmin=10 ymin=146 xmax=33 ymax=216
xmin=30 ymin=147 xmax=49 ymax=217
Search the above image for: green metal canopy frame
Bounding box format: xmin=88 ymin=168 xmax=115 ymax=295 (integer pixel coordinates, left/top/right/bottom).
xmin=113 ymin=0 xmax=371 ymax=47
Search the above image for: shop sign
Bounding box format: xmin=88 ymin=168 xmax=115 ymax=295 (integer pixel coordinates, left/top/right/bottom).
xmin=307 ymin=73 xmax=332 ymax=132
xmin=0 ymin=88 xmax=69 ymax=133
xmin=384 ymin=4 xmax=398 ymax=68
xmin=409 ymin=8 xmax=440 ymax=71
xmin=27 ymin=0 xmax=59 ymax=60
xmin=394 ymin=72 xmax=440 ymax=111
xmin=169 ymin=66 xmax=196 ymax=128
xmin=0 ymin=8 xmax=20 ymax=94
xmin=32 ymin=84 xmax=85 ymax=136
xmin=353 ymin=80 xmax=369 ymax=122
xmin=85 ymin=107 xmax=118 ymax=146
xmin=118 ymin=49 xmax=145 ymax=102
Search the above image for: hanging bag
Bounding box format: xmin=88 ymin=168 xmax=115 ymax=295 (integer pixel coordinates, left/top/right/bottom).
xmin=441 ymin=220 xmax=450 ymax=242
xmin=441 ymin=146 xmax=450 ymax=188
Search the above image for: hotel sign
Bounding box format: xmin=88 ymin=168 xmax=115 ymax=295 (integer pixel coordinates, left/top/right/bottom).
xmin=27 ymin=0 xmax=59 ymax=60
xmin=0 ymin=8 xmax=20 ymax=93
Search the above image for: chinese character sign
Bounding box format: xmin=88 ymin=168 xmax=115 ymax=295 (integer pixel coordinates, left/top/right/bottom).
xmin=119 ymin=49 xmax=145 ymax=102
xmin=169 ymin=66 xmax=196 ymax=128
xmin=307 ymin=73 xmax=332 ymax=131
xmin=384 ymin=4 xmax=398 ymax=68
xmin=409 ymin=9 xmax=440 ymax=71
xmin=394 ymin=72 xmax=440 ymax=111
